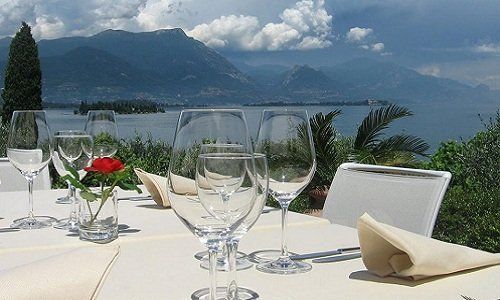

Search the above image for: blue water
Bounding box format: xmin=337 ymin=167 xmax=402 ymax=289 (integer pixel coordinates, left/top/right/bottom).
xmin=46 ymin=101 xmax=499 ymax=153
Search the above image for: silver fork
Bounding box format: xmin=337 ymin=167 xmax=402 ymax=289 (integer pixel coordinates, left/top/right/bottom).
xmin=461 ymin=295 xmax=477 ymax=300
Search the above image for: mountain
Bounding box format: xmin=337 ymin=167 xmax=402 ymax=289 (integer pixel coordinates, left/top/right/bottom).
xmin=0 ymin=29 xmax=498 ymax=105
xmin=282 ymin=65 xmax=332 ymax=91
xmin=319 ymin=58 xmax=499 ymax=103
xmin=0 ymin=29 xmax=254 ymax=104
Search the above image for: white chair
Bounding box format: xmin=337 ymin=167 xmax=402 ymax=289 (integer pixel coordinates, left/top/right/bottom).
xmin=0 ymin=157 xmax=51 ymax=192
xmin=322 ymin=163 xmax=451 ymax=237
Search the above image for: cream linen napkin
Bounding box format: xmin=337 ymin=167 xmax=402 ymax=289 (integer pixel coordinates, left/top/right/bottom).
xmin=0 ymin=246 xmax=120 ymax=300
xmin=134 ymin=168 xmax=197 ymax=207
xmin=358 ymin=213 xmax=500 ymax=280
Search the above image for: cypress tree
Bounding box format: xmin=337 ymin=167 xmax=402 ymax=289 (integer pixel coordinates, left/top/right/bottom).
xmin=1 ymin=22 xmax=42 ymax=123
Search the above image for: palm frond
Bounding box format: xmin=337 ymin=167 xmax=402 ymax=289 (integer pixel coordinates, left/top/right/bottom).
xmin=372 ymin=134 xmax=429 ymax=157
xmin=354 ymin=104 xmax=413 ymax=149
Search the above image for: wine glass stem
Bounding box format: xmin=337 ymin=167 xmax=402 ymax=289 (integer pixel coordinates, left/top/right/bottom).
xmin=280 ymin=203 xmax=290 ymax=258
xmin=208 ymin=246 xmax=219 ymax=300
xmin=226 ymin=240 xmax=239 ymax=300
xmin=27 ymin=177 xmax=34 ymax=219
xmin=69 ymin=184 xmax=77 ymax=225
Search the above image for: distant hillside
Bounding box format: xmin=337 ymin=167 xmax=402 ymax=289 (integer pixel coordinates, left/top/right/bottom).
xmin=0 ymin=30 xmax=498 ymax=105
xmin=0 ymin=29 xmax=254 ymax=104
xmin=319 ymin=58 xmax=499 ymax=103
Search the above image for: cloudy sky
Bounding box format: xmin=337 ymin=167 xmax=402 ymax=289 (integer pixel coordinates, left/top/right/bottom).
xmin=1 ymin=0 xmax=499 ymax=88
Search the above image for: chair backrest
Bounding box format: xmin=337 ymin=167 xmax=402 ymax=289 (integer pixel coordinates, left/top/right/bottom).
xmin=0 ymin=157 xmax=51 ymax=192
xmin=322 ymin=163 xmax=451 ymax=237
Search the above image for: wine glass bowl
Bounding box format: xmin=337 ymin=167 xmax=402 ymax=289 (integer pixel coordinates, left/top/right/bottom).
xmin=7 ymin=110 xmax=55 ymax=229
xmin=53 ymin=130 xmax=93 ymax=230
xmin=254 ymin=109 xmax=316 ymax=275
xmin=84 ymin=110 xmax=118 ymax=158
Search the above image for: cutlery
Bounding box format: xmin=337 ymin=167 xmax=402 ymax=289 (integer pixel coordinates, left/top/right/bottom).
xmin=461 ymin=296 xmax=477 ymax=300
xmin=262 ymin=208 xmax=280 ymax=214
xmin=290 ymin=247 xmax=360 ymax=260
xmin=118 ymin=196 xmax=152 ymax=201
xmin=312 ymin=252 xmax=362 ymax=263
xmin=0 ymin=227 xmax=20 ymax=233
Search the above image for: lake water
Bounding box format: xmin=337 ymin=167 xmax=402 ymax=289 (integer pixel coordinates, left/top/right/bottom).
xmin=46 ymin=101 xmax=499 ymax=153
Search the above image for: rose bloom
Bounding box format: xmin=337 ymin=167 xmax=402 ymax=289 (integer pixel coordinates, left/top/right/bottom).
xmin=85 ymin=157 xmax=124 ymax=174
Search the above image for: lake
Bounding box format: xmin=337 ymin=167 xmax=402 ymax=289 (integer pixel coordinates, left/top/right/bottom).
xmin=46 ymin=101 xmax=499 ymax=153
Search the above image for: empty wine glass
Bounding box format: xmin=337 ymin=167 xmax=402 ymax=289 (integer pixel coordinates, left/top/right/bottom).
xmin=198 ymin=151 xmax=269 ymax=276
xmin=53 ymin=130 xmax=93 ymax=230
xmin=254 ymin=109 xmax=316 ymax=275
xmin=84 ymin=110 xmax=118 ymax=158
xmin=7 ymin=110 xmax=55 ymax=229
xmin=224 ymin=153 xmax=268 ymax=300
xmin=167 ymin=109 xmax=257 ymax=300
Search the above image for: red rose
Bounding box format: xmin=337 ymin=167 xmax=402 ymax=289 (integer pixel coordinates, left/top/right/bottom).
xmin=85 ymin=157 xmax=124 ymax=174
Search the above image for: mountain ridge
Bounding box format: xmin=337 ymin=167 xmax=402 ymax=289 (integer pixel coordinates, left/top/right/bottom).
xmin=0 ymin=28 xmax=498 ymax=105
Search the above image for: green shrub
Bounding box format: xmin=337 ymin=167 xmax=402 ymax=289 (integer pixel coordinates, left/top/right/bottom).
xmin=429 ymin=112 xmax=500 ymax=252
xmin=0 ymin=122 xmax=8 ymax=156
xmin=433 ymin=186 xmax=499 ymax=252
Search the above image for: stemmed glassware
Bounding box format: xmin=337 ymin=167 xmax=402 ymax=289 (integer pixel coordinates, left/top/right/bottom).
xmin=7 ymin=110 xmax=55 ymax=229
xmin=52 ymin=130 xmax=93 ymax=230
xmin=167 ymin=109 xmax=258 ymax=300
xmin=197 ymin=145 xmax=269 ymax=299
xmin=84 ymin=110 xmax=118 ymax=158
xmin=254 ymin=109 xmax=316 ymax=274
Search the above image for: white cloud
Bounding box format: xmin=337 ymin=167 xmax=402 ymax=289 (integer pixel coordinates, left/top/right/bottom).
xmin=474 ymin=43 xmax=500 ymax=54
xmin=0 ymin=0 xmax=332 ymax=51
xmin=371 ymin=42 xmax=384 ymax=52
xmin=417 ymin=65 xmax=441 ymax=77
xmin=31 ymin=15 xmax=65 ymax=39
xmin=187 ymin=0 xmax=333 ymax=51
xmin=346 ymin=27 xmax=372 ymax=43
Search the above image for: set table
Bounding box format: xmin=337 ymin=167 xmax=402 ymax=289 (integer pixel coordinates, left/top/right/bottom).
xmin=0 ymin=188 xmax=498 ymax=299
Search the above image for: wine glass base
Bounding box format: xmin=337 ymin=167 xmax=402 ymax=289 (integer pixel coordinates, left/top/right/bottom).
xmin=194 ymin=250 xmax=248 ymax=261
xmin=191 ymin=286 xmax=259 ymax=300
xmin=56 ymin=195 xmax=71 ymax=204
xmin=53 ymin=218 xmax=79 ymax=231
xmin=256 ymin=257 xmax=312 ymax=275
xmin=247 ymin=250 xmax=298 ymax=264
xmin=200 ymin=256 xmax=253 ymax=271
xmin=11 ymin=216 xmax=57 ymax=230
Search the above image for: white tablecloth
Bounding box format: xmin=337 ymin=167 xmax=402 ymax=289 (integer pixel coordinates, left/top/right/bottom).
xmin=0 ymin=188 xmax=498 ymax=299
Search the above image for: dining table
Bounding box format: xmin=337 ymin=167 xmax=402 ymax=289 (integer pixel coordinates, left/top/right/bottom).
xmin=0 ymin=187 xmax=498 ymax=299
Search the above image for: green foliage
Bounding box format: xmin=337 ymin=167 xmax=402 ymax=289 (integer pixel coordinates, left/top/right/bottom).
xmin=115 ymin=133 xmax=172 ymax=184
xmin=352 ymin=104 xmax=429 ymax=166
xmin=433 ymin=186 xmax=499 ymax=252
xmin=1 ymin=22 xmax=42 ymax=123
xmin=306 ymin=110 xmax=351 ymax=186
xmin=77 ymin=100 xmax=165 ymax=115
xmin=428 ymin=112 xmax=500 ymax=252
xmin=0 ymin=121 xmax=8 ymax=156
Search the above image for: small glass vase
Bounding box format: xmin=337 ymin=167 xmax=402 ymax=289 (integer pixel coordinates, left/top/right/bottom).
xmin=78 ymin=188 xmax=118 ymax=243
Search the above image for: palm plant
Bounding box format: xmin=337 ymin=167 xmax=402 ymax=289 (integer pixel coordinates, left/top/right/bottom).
xmin=352 ymin=104 xmax=429 ymax=166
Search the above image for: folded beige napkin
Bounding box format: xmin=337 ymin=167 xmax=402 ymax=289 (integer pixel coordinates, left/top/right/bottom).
xmin=134 ymin=168 xmax=197 ymax=207
xmin=0 ymin=246 xmax=119 ymax=300
xmin=358 ymin=213 xmax=500 ymax=280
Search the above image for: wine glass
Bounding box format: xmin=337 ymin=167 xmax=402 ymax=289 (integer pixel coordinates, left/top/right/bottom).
xmin=224 ymin=153 xmax=268 ymax=300
xmin=7 ymin=110 xmax=56 ymax=229
xmin=167 ymin=109 xmax=257 ymax=300
xmin=53 ymin=130 xmax=93 ymax=230
xmin=254 ymin=109 xmax=316 ymax=275
xmin=198 ymin=151 xmax=268 ymax=275
xmin=84 ymin=110 xmax=118 ymax=158
xmin=195 ymin=144 xmax=249 ymax=268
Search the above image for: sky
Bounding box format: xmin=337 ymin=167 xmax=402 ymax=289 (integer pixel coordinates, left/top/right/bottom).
xmin=0 ymin=0 xmax=499 ymax=89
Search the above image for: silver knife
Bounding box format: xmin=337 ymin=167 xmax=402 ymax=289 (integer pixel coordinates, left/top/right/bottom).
xmin=312 ymin=252 xmax=362 ymax=263
xmin=290 ymin=247 xmax=360 ymax=260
